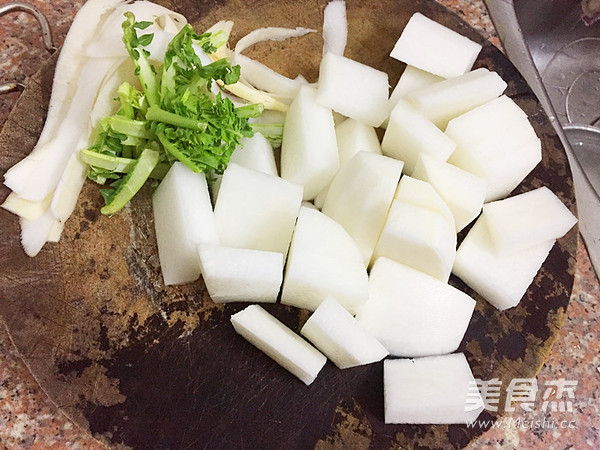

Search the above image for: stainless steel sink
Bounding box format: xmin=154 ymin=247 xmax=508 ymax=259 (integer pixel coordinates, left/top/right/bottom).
xmin=515 ymin=0 xmax=600 ymax=127
xmin=485 ymin=0 xmax=600 ymax=276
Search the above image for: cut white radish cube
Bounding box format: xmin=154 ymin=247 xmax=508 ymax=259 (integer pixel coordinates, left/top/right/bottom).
xmin=383 ymin=65 xmax=444 ymax=128
xmin=316 ymin=52 xmax=389 ymax=127
xmin=322 ymin=0 xmax=347 ymax=56
xmin=406 ymin=68 xmax=507 ymax=129
xmin=335 ymin=118 xmax=382 ymax=165
xmin=372 ymin=199 xmax=456 ymax=282
xmin=390 ymin=65 xmax=445 ymax=104
xmin=230 ymin=305 xmax=326 ymax=385
xmin=153 ymin=163 xmax=219 ymax=285
xmin=281 ymin=207 xmax=368 ymax=314
xmin=313 ymin=185 xmax=329 ymax=210
xmin=197 ymin=244 xmax=283 ymax=303
xmin=394 ymin=175 xmax=455 ymax=230
xmin=230 ymin=132 xmax=278 ymax=177
xmin=300 ymin=296 xmax=388 ymax=369
xmin=444 ymin=95 xmax=528 ymax=146
xmin=356 ymin=258 xmax=475 ymax=357
xmin=322 ymin=152 xmax=403 ymax=266
xmin=390 ymin=12 xmax=482 ymax=79
xmin=281 ymin=85 xmax=339 ymax=200
xmin=447 ymin=119 xmax=541 ymax=202
xmin=412 ymin=154 xmax=486 ymax=233
xmin=453 ymin=215 xmax=556 ymax=310
xmin=215 ymin=163 xmax=303 ymax=257
xmin=384 ymin=353 xmax=484 ymax=424
xmin=313 ymin=119 xmax=382 ymax=210
xmin=483 ymin=187 xmax=577 ymax=254
xmin=382 ymin=98 xmax=456 ymax=174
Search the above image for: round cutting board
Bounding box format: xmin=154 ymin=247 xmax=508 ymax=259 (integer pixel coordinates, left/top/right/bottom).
xmin=0 ymin=0 xmax=578 ymax=448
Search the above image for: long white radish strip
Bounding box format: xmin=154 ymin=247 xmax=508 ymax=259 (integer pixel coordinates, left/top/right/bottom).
xmin=219 ymin=80 xmax=290 ymax=112
xmin=1 ymin=192 xmax=53 ymax=221
xmin=234 ymin=27 xmax=316 ymax=54
xmin=11 ymin=56 xmax=123 ymax=202
xmin=46 ymin=220 xmax=64 ymax=243
xmin=51 ymin=145 xmax=90 ymax=224
xmin=232 ymin=26 xmax=316 ymax=98
xmin=8 ymin=0 xmax=126 ymax=163
xmin=20 ymin=209 xmax=60 ymax=257
xmin=322 ymin=0 xmax=347 ymax=56
xmin=234 ymin=53 xmax=306 ymax=98
xmin=3 ymin=0 xmax=125 ymax=194
xmin=51 ymin=57 xmax=130 ymax=224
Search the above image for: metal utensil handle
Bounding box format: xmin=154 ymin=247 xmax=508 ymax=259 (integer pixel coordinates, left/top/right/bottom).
xmin=0 ymin=2 xmax=56 ymax=94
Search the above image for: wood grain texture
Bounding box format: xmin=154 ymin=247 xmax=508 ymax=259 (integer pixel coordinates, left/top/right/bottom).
xmin=0 ymin=0 xmax=578 ymax=448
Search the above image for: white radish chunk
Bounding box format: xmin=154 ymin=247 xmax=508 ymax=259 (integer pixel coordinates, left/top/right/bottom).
xmin=394 ymin=175 xmax=455 ymax=230
xmin=483 ymin=187 xmax=577 ymax=254
xmin=322 ymin=0 xmax=347 ymax=56
xmin=281 ymin=207 xmax=369 ymax=314
xmin=412 ymin=154 xmax=486 ymax=233
xmin=383 ymin=65 xmax=444 ymax=128
xmin=316 ymin=52 xmax=389 ymax=127
xmin=313 ymin=185 xmax=329 ymax=210
xmin=384 ymin=353 xmax=484 ymax=424
xmin=356 ymin=258 xmax=476 ymax=357
xmin=1 ymin=192 xmax=53 ymax=221
xmin=447 ymin=112 xmax=542 ymax=202
xmin=230 ymin=305 xmax=327 ymax=385
xmin=453 ymin=215 xmax=555 ymax=310
xmin=406 ymin=68 xmax=507 ymax=129
xmin=335 ymin=118 xmax=382 ymax=164
xmin=322 ymin=152 xmax=403 ymax=266
xmin=382 ymin=98 xmax=456 ymax=174
xmin=280 ymin=86 xmax=339 ymax=200
xmin=230 ymin=132 xmax=278 ymax=177
xmin=390 ymin=65 xmax=445 ymax=100
xmin=301 ymin=296 xmax=388 ymax=369
xmin=444 ymin=95 xmax=527 ymax=145
xmin=313 ymin=119 xmax=382 ymax=209
xmin=372 ymin=199 xmax=456 ymax=282
xmin=197 ymin=244 xmax=283 ymax=303
xmin=215 ymin=163 xmax=303 ymax=257
xmin=390 ymin=12 xmax=482 ymax=79
xmin=153 ymin=163 xmax=219 ymax=285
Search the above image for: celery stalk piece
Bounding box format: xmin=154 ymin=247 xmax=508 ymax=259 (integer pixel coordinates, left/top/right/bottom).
xmin=100 ymin=149 xmax=160 ymax=215
xmin=122 ymin=12 xmax=160 ymax=107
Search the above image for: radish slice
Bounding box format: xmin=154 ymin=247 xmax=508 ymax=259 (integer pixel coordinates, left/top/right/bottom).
xmin=322 ymin=0 xmax=347 ymax=56
xmin=3 ymin=0 xmax=124 ymax=191
xmin=1 ymin=192 xmax=53 ymax=221
xmin=234 ymin=53 xmax=307 ymax=97
xmin=46 ymin=220 xmax=64 ymax=243
xmin=9 ymin=56 xmax=123 ymax=202
xmin=20 ymin=209 xmax=59 ymax=257
xmin=234 ymin=27 xmax=316 ymax=54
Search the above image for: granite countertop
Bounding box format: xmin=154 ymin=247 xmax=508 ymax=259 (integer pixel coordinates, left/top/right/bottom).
xmin=0 ymin=0 xmax=598 ymax=448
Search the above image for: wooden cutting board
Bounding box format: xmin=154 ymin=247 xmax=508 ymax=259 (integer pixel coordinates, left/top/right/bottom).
xmin=0 ymin=0 xmax=578 ymax=448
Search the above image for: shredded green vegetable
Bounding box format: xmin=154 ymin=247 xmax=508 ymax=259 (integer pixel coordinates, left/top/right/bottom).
xmin=80 ymin=12 xmax=261 ymax=215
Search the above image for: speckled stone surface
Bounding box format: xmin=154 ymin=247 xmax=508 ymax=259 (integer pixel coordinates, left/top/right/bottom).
xmin=0 ymin=0 xmax=598 ymax=448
